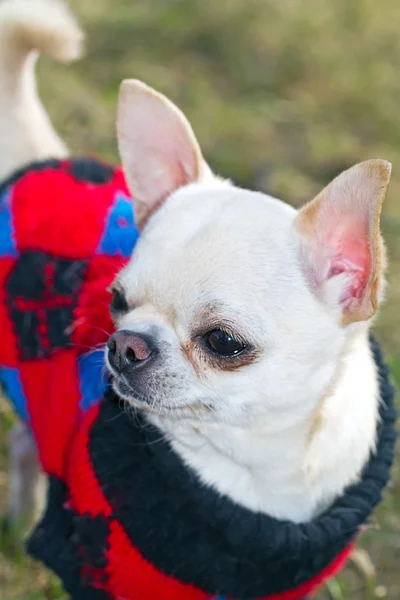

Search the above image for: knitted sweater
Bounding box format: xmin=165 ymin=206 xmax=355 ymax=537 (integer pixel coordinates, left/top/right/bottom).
xmin=0 ymin=157 xmax=137 ymax=478
xmin=0 ymin=159 xmax=397 ymax=600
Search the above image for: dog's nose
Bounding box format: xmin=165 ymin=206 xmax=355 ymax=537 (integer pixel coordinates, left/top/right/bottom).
xmin=107 ymin=330 xmax=154 ymax=372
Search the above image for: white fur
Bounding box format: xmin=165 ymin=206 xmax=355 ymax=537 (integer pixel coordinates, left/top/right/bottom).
xmin=113 ymin=184 xmax=381 ymax=522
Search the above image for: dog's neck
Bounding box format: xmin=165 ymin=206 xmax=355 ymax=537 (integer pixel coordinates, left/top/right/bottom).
xmin=152 ymin=330 xmax=379 ymax=523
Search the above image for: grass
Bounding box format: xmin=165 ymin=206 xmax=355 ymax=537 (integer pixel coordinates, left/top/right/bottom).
xmin=1 ymin=0 xmax=400 ymax=597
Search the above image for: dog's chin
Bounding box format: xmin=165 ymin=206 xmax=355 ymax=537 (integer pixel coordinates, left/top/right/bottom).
xmin=110 ymin=377 xmax=212 ymax=419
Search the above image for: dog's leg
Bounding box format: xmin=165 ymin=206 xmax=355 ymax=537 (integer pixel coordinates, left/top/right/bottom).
xmin=7 ymin=422 xmax=44 ymax=528
xmin=0 ymin=0 xmax=84 ymax=180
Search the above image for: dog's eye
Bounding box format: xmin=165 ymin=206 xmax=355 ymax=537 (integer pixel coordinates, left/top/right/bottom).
xmin=204 ymin=329 xmax=246 ymax=356
xmin=110 ymin=288 xmax=129 ymax=314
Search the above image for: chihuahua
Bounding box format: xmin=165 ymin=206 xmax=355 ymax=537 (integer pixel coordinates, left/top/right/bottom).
xmin=106 ymin=80 xmax=391 ymax=523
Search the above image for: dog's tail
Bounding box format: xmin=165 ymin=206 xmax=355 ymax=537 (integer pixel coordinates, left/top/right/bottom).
xmin=0 ymin=0 xmax=83 ymax=65
xmin=0 ymin=0 xmax=84 ymax=180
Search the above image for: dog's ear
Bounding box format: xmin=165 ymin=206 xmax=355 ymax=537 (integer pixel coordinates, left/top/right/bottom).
xmin=117 ymin=79 xmax=206 ymax=230
xmin=295 ymin=159 xmax=392 ymax=324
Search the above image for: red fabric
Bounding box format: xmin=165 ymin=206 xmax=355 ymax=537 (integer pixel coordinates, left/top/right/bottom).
xmin=0 ymin=159 xmax=132 ymax=473
xmin=73 ymin=255 xmax=126 ymax=352
xmin=12 ymin=167 xmax=119 ymax=258
xmin=20 ymin=352 xmax=82 ymax=477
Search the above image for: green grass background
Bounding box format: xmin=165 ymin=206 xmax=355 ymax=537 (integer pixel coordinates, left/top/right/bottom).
xmin=0 ymin=0 xmax=399 ymax=597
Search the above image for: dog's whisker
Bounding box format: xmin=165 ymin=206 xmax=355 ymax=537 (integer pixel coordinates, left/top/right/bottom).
xmin=80 ymin=324 xmax=115 ymax=337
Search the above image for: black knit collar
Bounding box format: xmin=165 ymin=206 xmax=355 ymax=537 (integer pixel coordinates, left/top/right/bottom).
xmin=85 ymin=337 xmax=397 ymax=598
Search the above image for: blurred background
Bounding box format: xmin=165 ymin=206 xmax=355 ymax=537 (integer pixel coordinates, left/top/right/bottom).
xmin=0 ymin=0 xmax=399 ymax=597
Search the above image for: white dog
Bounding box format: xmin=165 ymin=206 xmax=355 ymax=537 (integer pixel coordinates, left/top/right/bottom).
xmin=106 ymin=80 xmax=391 ymax=523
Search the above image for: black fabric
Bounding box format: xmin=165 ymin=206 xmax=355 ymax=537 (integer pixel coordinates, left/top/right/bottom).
xmin=70 ymin=514 xmax=110 ymax=570
xmin=68 ymin=158 xmax=115 ymax=184
xmin=6 ymin=251 xmax=88 ymax=360
xmin=27 ymin=478 xmax=112 ymax=600
xmin=87 ymin=337 xmax=397 ymax=598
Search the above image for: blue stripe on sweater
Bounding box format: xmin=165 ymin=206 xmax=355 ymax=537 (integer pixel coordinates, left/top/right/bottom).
xmin=78 ymin=349 xmax=108 ymax=412
xmin=0 ymin=187 xmax=17 ymax=257
xmin=97 ymin=191 xmax=138 ymax=258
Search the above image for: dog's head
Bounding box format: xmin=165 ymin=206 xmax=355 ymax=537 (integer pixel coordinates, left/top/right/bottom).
xmin=106 ymin=80 xmax=391 ymax=428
